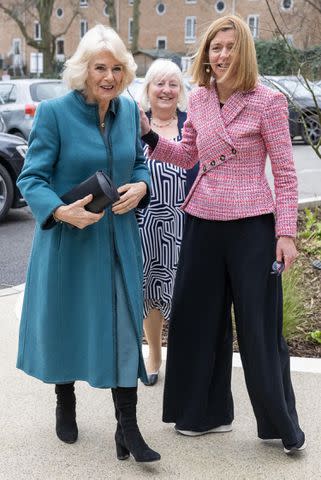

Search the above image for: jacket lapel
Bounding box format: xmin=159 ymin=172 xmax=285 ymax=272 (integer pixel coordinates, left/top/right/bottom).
xmin=206 ymin=87 xmax=248 ymax=145
xmin=206 ymin=86 xmax=233 ymax=146
xmin=222 ymin=91 xmax=247 ymax=126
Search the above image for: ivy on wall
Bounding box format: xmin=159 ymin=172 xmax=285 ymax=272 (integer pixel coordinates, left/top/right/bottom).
xmin=255 ymin=39 xmax=321 ymax=80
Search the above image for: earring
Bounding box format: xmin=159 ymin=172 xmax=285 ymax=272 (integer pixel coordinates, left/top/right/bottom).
xmin=205 ymin=66 xmax=211 ymax=73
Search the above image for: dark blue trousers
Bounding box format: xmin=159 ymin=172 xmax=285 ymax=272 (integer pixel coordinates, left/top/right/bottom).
xmin=162 ymin=214 xmax=304 ymax=449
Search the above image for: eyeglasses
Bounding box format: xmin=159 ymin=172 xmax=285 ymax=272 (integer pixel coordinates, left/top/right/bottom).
xmin=270 ymin=261 xmax=285 ymax=276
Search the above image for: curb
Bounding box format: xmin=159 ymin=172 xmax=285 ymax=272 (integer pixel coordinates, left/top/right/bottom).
xmin=298 ymin=196 xmax=321 ymax=209
xmin=3 ymin=286 xmax=321 ymax=373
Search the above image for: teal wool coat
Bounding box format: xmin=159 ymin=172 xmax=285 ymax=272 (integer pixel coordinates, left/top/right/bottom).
xmin=17 ymin=91 xmax=150 ymax=387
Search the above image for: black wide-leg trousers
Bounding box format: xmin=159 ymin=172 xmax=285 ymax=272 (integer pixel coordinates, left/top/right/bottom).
xmin=162 ymin=214 xmax=304 ymax=448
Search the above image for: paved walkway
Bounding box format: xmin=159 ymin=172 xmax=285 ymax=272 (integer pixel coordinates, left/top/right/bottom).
xmin=0 ymin=286 xmax=321 ymax=480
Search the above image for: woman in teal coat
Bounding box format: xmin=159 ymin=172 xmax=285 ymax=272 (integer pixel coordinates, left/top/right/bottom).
xmin=17 ymin=25 xmax=160 ymax=463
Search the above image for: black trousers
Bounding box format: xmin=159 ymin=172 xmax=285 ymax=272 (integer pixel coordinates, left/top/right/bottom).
xmin=162 ymin=214 xmax=304 ymax=449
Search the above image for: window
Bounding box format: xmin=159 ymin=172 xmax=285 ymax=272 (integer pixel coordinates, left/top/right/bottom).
xmin=156 ymin=37 xmax=167 ymax=50
xmin=103 ymin=5 xmax=109 ymax=16
xmin=56 ymin=39 xmax=65 ymax=56
xmin=34 ymin=21 xmax=42 ymax=41
xmin=156 ymin=3 xmax=166 ymax=15
xmin=248 ymin=15 xmax=259 ymax=38
xmin=281 ymin=0 xmax=293 ymax=10
xmin=128 ymin=18 xmax=133 ymax=43
xmin=80 ymin=19 xmax=88 ymax=38
xmin=185 ymin=0 xmax=197 ymax=3
xmin=215 ymin=1 xmax=226 ymax=13
xmin=128 ymin=0 xmax=133 ymax=4
xmin=181 ymin=56 xmax=192 ymax=73
xmin=185 ymin=16 xmax=196 ymax=43
xmin=12 ymin=38 xmax=21 ymax=55
xmin=56 ymin=7 xmax=64 ymax=18
xmin=79 ymin=0 xmax=88 ymax=7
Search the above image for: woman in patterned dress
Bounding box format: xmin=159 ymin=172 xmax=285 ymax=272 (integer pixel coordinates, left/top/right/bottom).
xmin=136 ymin=59 xmax=197 ymax=386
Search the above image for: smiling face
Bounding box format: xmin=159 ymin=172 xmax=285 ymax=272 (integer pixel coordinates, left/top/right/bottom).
xmin=85 ymin=50 xmax=124 ymax=106
xmin=147 ymin=74 xmax=180 ymax=116
xmin=208 ymin=29 xmax=237 ymax=82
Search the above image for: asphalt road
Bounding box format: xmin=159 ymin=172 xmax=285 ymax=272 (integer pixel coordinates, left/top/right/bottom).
xmin=0 ymin=143 xmax=320 ymax=288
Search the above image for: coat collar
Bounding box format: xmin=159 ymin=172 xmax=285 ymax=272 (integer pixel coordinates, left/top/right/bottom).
xmin=72 ymin=90 xmax=119 ymax=118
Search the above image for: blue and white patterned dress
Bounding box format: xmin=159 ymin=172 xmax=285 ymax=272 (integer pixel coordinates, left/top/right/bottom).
xmin=136 ymin=111 xmax=198 ymax=322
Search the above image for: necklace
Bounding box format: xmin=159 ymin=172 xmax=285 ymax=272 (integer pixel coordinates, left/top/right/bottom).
xmin=100 ymin=122 xmax=105 ymax=129
xmin=151 ymin=116 xmax=177 ymax=128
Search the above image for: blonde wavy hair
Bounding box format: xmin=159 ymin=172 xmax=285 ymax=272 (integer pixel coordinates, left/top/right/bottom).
xmin=191 ymin=15 xmax=258 ymax=92
xmin=63 ymin=24 xmax=137 ymax=93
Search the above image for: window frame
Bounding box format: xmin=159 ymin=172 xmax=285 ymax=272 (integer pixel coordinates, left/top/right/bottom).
xmin=80 ymin=19 xmax=88 ymax=39
xmin=128 ymin=18 xmax=133 ymax=43
xmin=215 ymin=1 xmax=226 ymax=13
xmin=156 ymin=36 xmax=167 ymax=50
xmin=281 ymin=0 xmax=293 ymax=11
xmin=34 ymin=21 xmax=42 ymax=41
xmin=56 ymin=7 xmax=64 ymax=18
xmin=185 ymin=16 xmax=196 ymax=44
xmin=247 ymin=14 xmax=259 ymax=39
xmin=156 ymin=2 xmax=166 ymax=15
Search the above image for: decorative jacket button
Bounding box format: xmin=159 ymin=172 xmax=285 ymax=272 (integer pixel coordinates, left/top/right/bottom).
xmin=210 ymin=160 xmax=216 ymax=166
xmin=231 ymin=148 xmax=237 ymax=154
xmin=220 ymin=154 xmax=226 ymax=161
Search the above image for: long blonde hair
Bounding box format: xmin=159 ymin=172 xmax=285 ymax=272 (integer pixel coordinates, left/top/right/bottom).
xmin=191 ymin=15 xmax=258 ymax=92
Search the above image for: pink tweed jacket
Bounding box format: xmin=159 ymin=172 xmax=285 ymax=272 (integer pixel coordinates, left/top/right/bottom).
xmin=149 ymin=83 xmax=298 ymax=237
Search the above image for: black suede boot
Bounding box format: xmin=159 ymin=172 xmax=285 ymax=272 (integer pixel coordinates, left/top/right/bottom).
xmin=113 ymin=386 xmax=160 ymax=462
xmin=55 ymin=382 xmax=78 ymax=444
xmin=111 ymin=389 xmax=130 ymax=460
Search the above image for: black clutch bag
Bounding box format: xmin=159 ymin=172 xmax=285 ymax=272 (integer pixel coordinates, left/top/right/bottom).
xmin=61 ymin=170 xmax=120 ymax=213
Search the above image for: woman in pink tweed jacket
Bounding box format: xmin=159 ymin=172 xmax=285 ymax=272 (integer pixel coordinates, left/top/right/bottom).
xmin=141 ymin=16 xmax=305 ymax=455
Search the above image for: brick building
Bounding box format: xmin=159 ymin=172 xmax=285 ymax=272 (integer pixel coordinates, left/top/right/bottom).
xmin=0 ymin=0 xmax=320 ymax=76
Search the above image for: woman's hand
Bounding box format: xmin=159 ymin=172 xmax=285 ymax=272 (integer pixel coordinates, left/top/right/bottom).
xmin=54 ymin=194 xmax=104 ymax=229
xmin=276 ymin=236 xmax=298 ymax=272
xmin=138 ymin=104 xmax=151 ymax=136
xmin=112 ymin=182 xmax=147 ymax=214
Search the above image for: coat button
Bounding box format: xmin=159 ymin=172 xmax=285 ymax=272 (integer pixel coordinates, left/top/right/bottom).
xmin=210 ymin=160 xmax=216 ymax=166
xmin=231 ymin=148 xmax=237 ymax=154
xmin=203 ymin=165 xmax=207 ymax=172
xmin=220 ymin=154 xmax=225 ymax=161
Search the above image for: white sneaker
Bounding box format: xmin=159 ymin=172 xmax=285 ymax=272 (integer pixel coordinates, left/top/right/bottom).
xmin=284 ymin=439 xmax=307 ymax=455
xmin=175 ymin=424 xmax=233 ymax=436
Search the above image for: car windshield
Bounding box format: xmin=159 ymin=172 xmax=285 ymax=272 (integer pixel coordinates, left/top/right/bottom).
xmin=277 ymin=79 xmax=321 ymax=97
xmin=29 ymin=82 xmax=68 ymax=102
xmin=124 ymin=78 xmax=144 ymax=101
xmin=0 ymin=84 xmax=15 ymax=103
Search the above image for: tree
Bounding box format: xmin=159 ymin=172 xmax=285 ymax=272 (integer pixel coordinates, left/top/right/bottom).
xmin=104 ymin=0 xmax=117 ymax=30
xmin=264 ymin=0 xmax=321 ymax=154
xmin=132 ymin=0 xmax=141 ymax=53
xmin=304 ymin=0 xmax=321 ymax=14
xmin=0 ymin=1 xmax=79 ymax=76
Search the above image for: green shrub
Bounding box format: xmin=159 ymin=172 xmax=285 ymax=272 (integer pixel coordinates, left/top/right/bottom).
xmin=282 ymin=267 xmax=305 ymax=339
xmin=306 ymin=330 xmax=321 ymax=344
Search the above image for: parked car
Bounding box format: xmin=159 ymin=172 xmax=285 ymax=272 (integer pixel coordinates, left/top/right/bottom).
xmin=122 ymin=77 xmax=145 ymax=101
xmin=0 ymin=79 xmax=68 ymax=140
xmin=260 ymin=75 xmax=321 ymax=144
xmin=0 ymin=110 xmax=6 ymax=133
xmin=0 ymin=132 xmax=27 ymax=221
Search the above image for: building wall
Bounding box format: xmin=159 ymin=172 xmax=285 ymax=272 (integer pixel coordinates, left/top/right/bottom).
xmin=0 ymin=0 xmax=319 ymax=76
